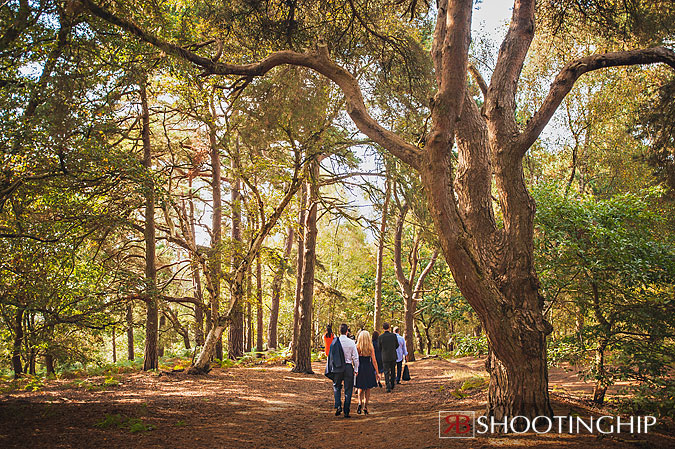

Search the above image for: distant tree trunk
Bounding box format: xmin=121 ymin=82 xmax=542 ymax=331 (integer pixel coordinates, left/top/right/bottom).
xmin=158 ymin=313 xmax=166 ymax=357
xmin=246 ymin=301 xmax=252 ymax=352
xmin=112 ymin=326 xmax=117 ymax=363
xmin=188 ymin=178 xmax=205 ymax=347
xmin=293 ymin=161 xmax=319 ymax=374
xmin=591 ymin=282 xmax=610 ymax=405
xmin=126 ymin=303 xmax=134 ymax=361
xmin=208 ymin=96 xmax=223 ymax=361
xmin=246 ymin=264 xmax=253 ymax=353
xmin=268 ymin=227 xmax=294 ymax=349
xmin=374 ymin=178 xmax=390 ymax=332
xmin=425 ymin=324 xmax=433 ymax=354
xmin=45 ymin=353 xmax=55 ymax=376
xmin=291 ymin=183 xmax=307 ymax=359
xmin=393 ymin=203 xmax=438 ymax=363
xmin=12 ymin=307 xmax=24 ymax=378
xmin=414 ymin=321 xmax=425 ymax=355
xmin=140 ymin=78 xmax=158 ymax=371
xmin=256 ymin=254 xmax=264 ymax=352
xmin=228 ymin=158 xmax=244 ymax=359
xmin=27 ymin=349 xmax=36 ymax=375
xmin=593 ymin=342 xmax=608 ymax=405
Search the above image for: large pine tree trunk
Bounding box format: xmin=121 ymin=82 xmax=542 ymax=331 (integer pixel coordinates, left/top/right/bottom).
xmin=292 ymin=161 xmax=318 ymax=374
xmin=140 ymin=79 xmax=158 ymax=371
xmin=373 ymin=178 xmax=390 ymax=332
xmin=291 ymin=183 xmax=307 ymax=358
xmin=268 ymin=227 xmax=293 ymax=349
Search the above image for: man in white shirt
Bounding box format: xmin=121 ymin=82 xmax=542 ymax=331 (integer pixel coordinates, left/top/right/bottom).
xmin=333 ymin=323 xmax=359 ymax=418
xmin=393 ymin=327 xmax=408 ymax=384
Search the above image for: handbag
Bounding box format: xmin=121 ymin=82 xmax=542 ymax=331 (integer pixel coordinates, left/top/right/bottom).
xmin=402 ymin=363 xmax=411 ymax=381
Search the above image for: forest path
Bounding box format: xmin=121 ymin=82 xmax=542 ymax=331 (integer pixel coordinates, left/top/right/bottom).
xmin=1 ymin=357 xmax=673 ymax=448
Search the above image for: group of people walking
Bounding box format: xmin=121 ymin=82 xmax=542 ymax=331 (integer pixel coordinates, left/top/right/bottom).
xmin=324 ymin=322 xmax=408 ymax=418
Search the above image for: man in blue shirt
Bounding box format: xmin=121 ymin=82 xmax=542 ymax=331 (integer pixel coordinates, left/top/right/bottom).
xmin=393 ymin=327 xmax=408 ymax=384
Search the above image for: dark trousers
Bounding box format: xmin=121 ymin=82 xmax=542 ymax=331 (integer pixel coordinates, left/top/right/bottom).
xmin=333 ymin=364 xmax=354 ymax=414
xmin=396 ymin=360 xmax=403 ymax=383
xmin=382 ymin=360 xmax=396 ymax=391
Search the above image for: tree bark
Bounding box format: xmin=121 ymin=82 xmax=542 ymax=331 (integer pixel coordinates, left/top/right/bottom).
xmin=126 ymin=303 xmax=134 ymax=361
xmin=268 ymin=227 xmax=293 ymax=349
xmin=228 ymin=157 xmax=244 ymax=360
xmin=140 ymin=78 xmax=158 ymax=371
xmin=188 ymin=177 xmax=205 ymax=347
xmin=208 ymin=95 xmax=223 ymax=361
xmin=45 ymin=353 xmax=55 ymax=376
xmin=256 ymin=254 xmax=264 ymax=352
xmin=291 ymin=183 xmax=307 ymax=358
xmin=158 ymin=313 xmax=166 ymax=357
xmin=374 ymin=177 xmax=390 ymax=332
xmin=112 ymin=326 xmax=116 ymax=363
xmin=292 ymin=160 xmax=318 ymax=374
xmin=11 ymin=307 xmax=24 ymax=378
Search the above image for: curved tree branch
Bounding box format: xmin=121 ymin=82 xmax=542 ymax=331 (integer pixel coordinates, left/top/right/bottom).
xmin=81 ymin=0 xmax=422 ymax=169
xmin=516 ymin=47 xmax=675 ymax=158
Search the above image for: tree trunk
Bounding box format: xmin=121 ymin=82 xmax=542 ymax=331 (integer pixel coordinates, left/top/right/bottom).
xmin=292 ymin=161 xmax=318 ymax=374
xmin=256 ymin=254 xmax=264 ymax=352
xmin=268 ymin=227 xmax=293 ymax=350
xmin=291 ymin=183 xmax=307 ymax=359
xmin=414 ymin=321 xmax=425 ymax=355
xmin=11 ymin=307 xmax=24 ymax=379
xmin=245 ymin=264 xmax=252 ymax=352
xmin=45 ymin=353 xmax=55 ymax=376
xmin=140 ymin=78 xmax=158 ymax=371
xmin=404 ymin=295 xmax=416 ymax=362
xmin=228 ymin=161 xmax=244 ymax=359
xmin=246 ymin=301 xmax=252 ymax=353
xmin=208 ymin=96 xmax=223 ymax=361
xmin=158 ymin=313 xmax=166 ymax=357
xmin=374 ymin=178 xmax=390 ymax=332
xmin=424 ymin=324 xmax=433 ymax=354
xmin=126 ymin=303 xmax=134 ymax=361
xmin=188 ymin=177 xmax=205 ymax=347
xmin=592 ymin=342 xmax=608 ymax=405
xmin=112 ymin=326 xmax=117 ymax=363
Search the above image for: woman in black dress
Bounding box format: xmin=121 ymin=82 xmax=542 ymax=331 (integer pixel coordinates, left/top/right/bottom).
xmin=372 ymin=331 xmax=383 ymax=388
xmin=355 ymin=330 xmax=379 ymax=415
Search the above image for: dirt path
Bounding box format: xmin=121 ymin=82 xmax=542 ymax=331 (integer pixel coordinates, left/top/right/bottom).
xmin=1 ymin=357 xmax=673 ymax=448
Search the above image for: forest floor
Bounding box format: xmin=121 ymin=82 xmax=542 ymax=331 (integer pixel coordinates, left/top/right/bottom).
xmin=1 ymin=356 xmax=673 ymax=448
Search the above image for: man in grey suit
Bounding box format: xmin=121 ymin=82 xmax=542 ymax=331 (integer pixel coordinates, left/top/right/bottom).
xmin=377 ymin=322 xmax=398 ymax=392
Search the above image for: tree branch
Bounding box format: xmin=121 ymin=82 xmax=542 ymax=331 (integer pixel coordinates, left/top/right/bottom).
xmin=516 ymin=47 xmax=675 ymax=158
xmin=81 ymin=0 xmax=421 ymax=169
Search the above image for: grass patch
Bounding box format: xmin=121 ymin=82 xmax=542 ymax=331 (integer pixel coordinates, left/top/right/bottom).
xmin=94 ymin=413 xmax=154 ymax=433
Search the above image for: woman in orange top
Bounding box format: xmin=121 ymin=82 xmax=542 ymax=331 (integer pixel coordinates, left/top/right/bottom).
xmin=323 ymin=324 xmax=336 ymax=356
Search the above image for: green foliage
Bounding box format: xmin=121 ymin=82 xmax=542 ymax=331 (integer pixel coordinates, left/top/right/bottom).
xmin=534 ymin=183 xmax=675 ymax=393
xmin=95 ymin=413 xmax=154 ymax=433
xmin=452 ymin=335 xmax=488 ymax=357
xmin=618 ymin=379 xmax=675 ymax=419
